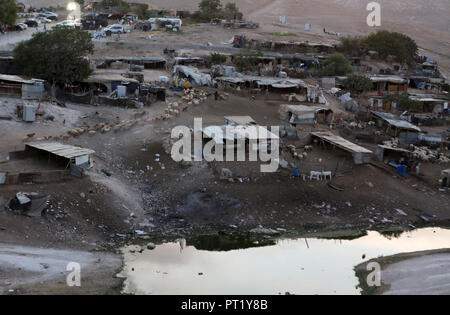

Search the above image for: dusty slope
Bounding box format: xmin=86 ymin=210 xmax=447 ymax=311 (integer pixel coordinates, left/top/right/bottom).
xmin=23 ymin=0 xmax=450 ymax=76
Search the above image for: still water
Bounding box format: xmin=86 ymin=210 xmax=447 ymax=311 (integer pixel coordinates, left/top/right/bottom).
xmin=120 ymin=228 xmax=450 ymax=295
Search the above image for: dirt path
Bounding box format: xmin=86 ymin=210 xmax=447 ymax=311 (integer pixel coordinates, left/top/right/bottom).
xmin=0 ymin=243 xmax=122 ymax=294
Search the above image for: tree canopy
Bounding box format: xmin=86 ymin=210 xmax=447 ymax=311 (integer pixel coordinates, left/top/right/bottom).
xmin=223 ymin=3 xmax=243 ymax=20
xmin=321 ymin=53 xmax=352 ymax=76
xmin=0 ymin=0 xmax=18 ymax=26
xmin=338 ymin=31 xmax=418 ymax=64
xmin=337 ymin=36 xmax=363 ymax=57
xmin=13 ymin=27 xmax=94 ymax=85
xmin=199 ymin=0 xmax=222 ymax=20
xmin=342 ymin=75 xmax=373 ymax=93
xmin=383 ymin=93 xmax=423 ymax=112
xmin=363 ymin=31 xmax=417 ymax=63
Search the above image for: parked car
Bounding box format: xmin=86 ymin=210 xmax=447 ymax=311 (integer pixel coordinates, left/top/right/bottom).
xmin=103 ymin=24 xmax=125 ymax=34
xmin=56 ymin=20 xmax=81 ymax=29
xmin=8 ymin=23 xmax=27 ymax=31
xmin=36 ymin=17 xmax=52 ymax=24
xmin=39 ymin=12 xmax=58 ymax=21
xmin=24 ymin=19 xmax=39 ymax=27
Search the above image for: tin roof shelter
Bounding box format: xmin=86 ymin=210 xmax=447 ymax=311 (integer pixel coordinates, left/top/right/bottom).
xmin=279 ymin=104 xmax=333 ymax=124
xmin=311 ymin=131 xmax=373 ymax=164
xmin=25 ymin=142 xmax=95 ymax=167
xmin=370 ymin=111 xmax=422 ymax=134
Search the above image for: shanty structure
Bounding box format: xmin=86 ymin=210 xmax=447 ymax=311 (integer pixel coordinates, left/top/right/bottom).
xmin=174 ymin=57 xmax=206 ymax=67
xmin=408 ymin=95 xmax=449 ymax=114
xmin=279 ymin=104 xmax=333 ymax=124
xmin=369 ymin=75 xmax=408 ymax=92
xmin=0 ymin=74 xmax=45 ymax=99
xmin=311 ymin=131 xmax=373 ymax=164
xmin=3 ymin=142 xmax=96 ymax=184
xmin=224 ymin=116 xmax=257 ymax=126
xmin=24 ymin=142 xmax=95 ymax=168
xmin=84 ymin=71 xmax=140 ymax=94
xmin=97 ymin=57 xmax=166 ymax=70
xmin=370 ymin=111 xmax=421 ymax=137
xmin=217 ymin=75 xmax=308 ymax=92
xmin=375 ymin=145 xmax=411 ymax=162
xmin=202 ymin=124 xmax=279 ymax=153
xmin=173 ymin=66 xmax=212 ymax=87
xmin=441 ymin=169 xmax=450 ymax=188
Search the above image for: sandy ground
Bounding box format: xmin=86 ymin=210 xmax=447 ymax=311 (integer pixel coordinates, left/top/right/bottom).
xmin=0 ymin=243 xmax=122 ymax=294
xmin=17 ymin=0 xmax=449 ymax=76
xmin=381 ymin=251 xmax=450 ymax=295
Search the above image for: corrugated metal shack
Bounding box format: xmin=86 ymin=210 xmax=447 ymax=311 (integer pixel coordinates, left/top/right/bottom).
xmin=311 ymin=131 xmax=373 ymax=164
xmin=0 ymin=74 xmax=45 ymax=99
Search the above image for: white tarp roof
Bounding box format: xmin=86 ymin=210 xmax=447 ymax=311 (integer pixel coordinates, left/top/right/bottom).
xmin=174 ymin=66 xmax=212 ymax=86
xmin=280 ymin=104 xmax=331 ymax=115
xmin=26 ymin=142 xmax=95 ymax=159
xmin=311 ymin=132 xmax=373 ymax=154
xmin=369 ymin=75 xmax=407 ymax=84
xmin=203 ymin=125 xmax=279 ymax=144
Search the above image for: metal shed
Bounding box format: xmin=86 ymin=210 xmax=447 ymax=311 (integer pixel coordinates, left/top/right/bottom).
xmin=25 ymin=142 xmax=95 ymax=167
xmin=311 ymin=131 xmax=373 ymax=164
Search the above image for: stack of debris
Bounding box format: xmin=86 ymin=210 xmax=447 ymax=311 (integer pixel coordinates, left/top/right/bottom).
xmin=7 ymin=192 xmax=50 ymax=217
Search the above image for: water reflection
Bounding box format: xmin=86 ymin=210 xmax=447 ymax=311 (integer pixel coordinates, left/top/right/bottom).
xmin=121 ymin=228 xmax=450 ymax=295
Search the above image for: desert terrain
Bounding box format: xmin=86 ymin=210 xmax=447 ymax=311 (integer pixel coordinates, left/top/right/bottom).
xmin=0 ymin=0 xmax=449 ymax=295
xmin=23 ymin=0 xmax=450 ymax=76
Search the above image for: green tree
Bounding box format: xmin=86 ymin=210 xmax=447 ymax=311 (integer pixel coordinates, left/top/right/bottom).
xmin=210 ymin=52 xmax=227 ymax=64
xmin=223 ymin=3 xmax=243 ymax=20
xmin=0 ymin=0 xmax=18 ymax=26
xmin=321 ymin=53 xmax=352 ymax=76
xmin=338 ymin=36 xmax=363 ymax=57
xmin=233 ymin=54 xmax=260 ymax=72
xmin=342 ymin=75 xmax=373 ymax=93
xmin=13 ymin=27 xmax=94 ymax=88
xmin=199 ymin=0 xmax=222 ymax=20
xmin=383 ymin=93 xmax=423 ymax=112
xmin=132 ymin=4 xmax=151 ymax=19
xmin=363 ymin=30 xmax=417 ymax=63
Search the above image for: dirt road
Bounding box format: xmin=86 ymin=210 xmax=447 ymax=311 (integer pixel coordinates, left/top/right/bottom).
xmin=0 ymin=243 xmax=122 ymax=294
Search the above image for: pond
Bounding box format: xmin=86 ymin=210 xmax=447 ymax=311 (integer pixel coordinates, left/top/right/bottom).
xmin=119 ymin=227 xmax=450 ymax=295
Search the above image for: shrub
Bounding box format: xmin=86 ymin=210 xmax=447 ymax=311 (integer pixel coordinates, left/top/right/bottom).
xmin=210 ymin=53 xmax=227 ymax=65
xmin=321 ymin=53 xmax=352 ymax=76
xmin=342 ymin=75 xmax=373 ymax=93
